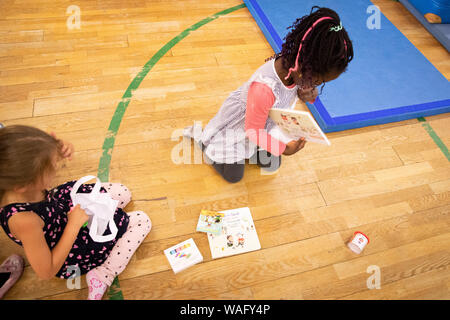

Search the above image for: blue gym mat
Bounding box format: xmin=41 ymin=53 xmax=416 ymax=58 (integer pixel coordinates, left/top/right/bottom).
xmin=244 ymin=0 xmax=450 ymax=132
xmin=400 ymin=0 xmax=450 ymax=52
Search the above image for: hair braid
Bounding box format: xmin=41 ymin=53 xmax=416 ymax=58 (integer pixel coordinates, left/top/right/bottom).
xmin=267 ymin=6 xmax=353 ymax=88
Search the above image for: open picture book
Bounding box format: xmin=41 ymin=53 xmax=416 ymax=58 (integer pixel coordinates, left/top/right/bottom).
xmin=207 ymin=207 xmax=261 ymax=259
xmin=269 ymin=108 xmax=331 ymax=146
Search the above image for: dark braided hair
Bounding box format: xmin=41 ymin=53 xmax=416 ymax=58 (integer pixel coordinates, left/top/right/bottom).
xmin=268 ymin=6 xmax=353 ymax=90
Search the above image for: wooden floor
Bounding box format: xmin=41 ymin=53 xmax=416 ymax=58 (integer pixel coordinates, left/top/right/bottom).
xmin=1 ymin=0 xmax=449 ymax=300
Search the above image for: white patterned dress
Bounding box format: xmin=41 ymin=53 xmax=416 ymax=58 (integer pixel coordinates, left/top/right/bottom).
xmin=199 ymin=59 xmax=299 ymax=164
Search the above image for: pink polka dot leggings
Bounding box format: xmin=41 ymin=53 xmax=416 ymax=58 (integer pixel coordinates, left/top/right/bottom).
xmin=89 ymin=183 xmax=152 ymax=287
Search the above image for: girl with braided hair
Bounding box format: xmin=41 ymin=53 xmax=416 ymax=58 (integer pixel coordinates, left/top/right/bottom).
xmin=185 ymin=6 xmax=353 ymax=183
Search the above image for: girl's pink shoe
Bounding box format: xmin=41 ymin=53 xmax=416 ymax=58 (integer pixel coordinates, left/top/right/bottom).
xmin=0 ymin=254 xmax=24 ymax=299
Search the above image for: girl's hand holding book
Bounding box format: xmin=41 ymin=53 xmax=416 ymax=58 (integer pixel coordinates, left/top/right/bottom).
xmin=283 ymin=137 xmax=307 ymax=156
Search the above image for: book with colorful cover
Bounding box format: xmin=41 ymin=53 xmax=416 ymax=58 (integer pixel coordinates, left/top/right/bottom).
xmin=196 ymin=209 xmax=225 ymax=235
xmin=164 ymin=238 xmax=203 ymax=274
xmin=269 ymin=107 xmax=331 ymax=146
xmin=207 ymin=207 xmax=261 ymax=259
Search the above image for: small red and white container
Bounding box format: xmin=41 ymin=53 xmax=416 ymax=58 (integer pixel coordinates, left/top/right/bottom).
xmin=347 ymin=231 xmax=369 ymax=254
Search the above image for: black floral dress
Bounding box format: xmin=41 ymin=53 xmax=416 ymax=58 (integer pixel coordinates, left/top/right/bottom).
xmin=0 ymin=181 xmax=129 ymax=279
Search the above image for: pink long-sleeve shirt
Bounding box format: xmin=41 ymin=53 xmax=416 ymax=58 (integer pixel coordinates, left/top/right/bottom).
xmin=244 ymin=81 xmax=287 ymax=156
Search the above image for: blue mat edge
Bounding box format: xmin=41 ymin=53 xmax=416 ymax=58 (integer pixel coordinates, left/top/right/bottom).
xmin=244 ymin=0 xmax=450 ymax=133
xmin=312 ymin=98 xmax=450 ymax=132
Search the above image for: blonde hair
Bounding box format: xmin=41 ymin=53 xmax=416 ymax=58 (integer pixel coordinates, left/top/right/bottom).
xmin=0 ymin=125 xmax=62 ymax=201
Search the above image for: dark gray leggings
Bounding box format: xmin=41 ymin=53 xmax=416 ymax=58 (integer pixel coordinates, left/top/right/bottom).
xmin=203 ymin=145 xmax=281 ymax=183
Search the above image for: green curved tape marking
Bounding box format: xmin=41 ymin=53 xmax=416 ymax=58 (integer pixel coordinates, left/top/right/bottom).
xmin=96 ymin=3 xmax=246 ymax=300
xmin=98 ymin=3 xmax=246 ymax=182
